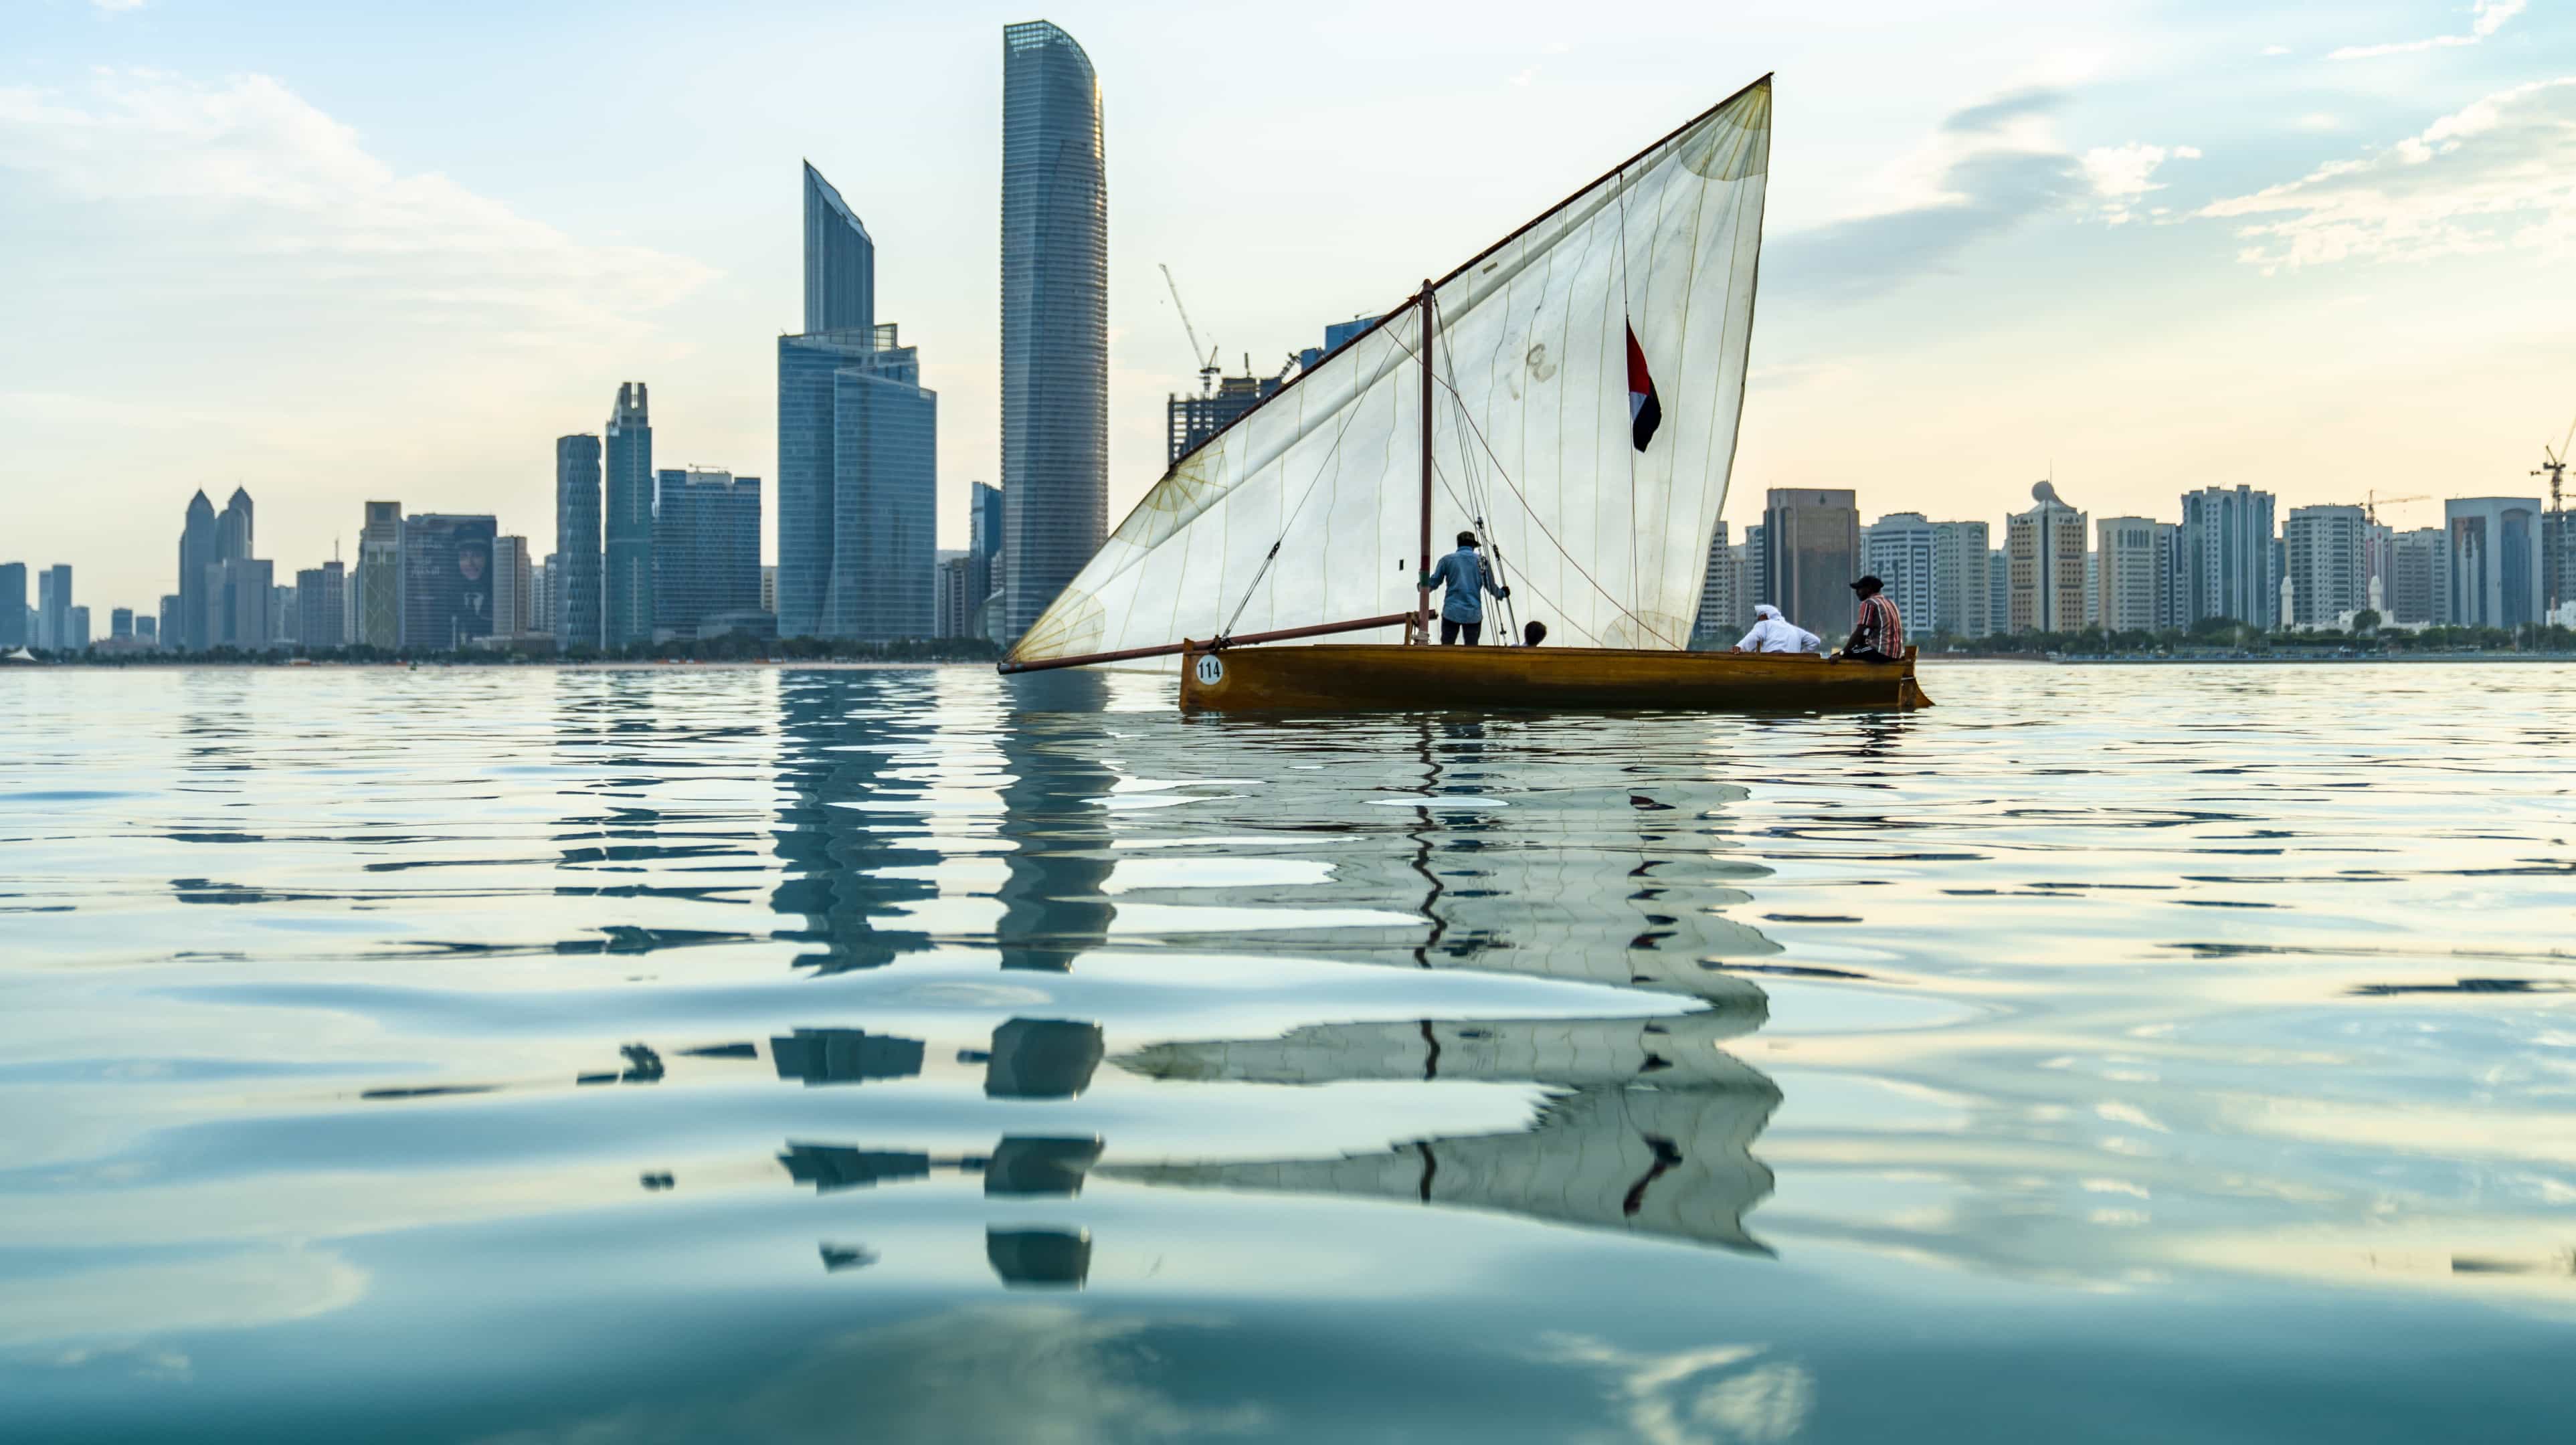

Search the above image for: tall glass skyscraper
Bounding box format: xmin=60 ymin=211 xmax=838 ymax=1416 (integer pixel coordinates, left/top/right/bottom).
xmin=555 ymin=435 xmax=604 ymax=650
xmin=178 ymin=490 xmax=217 ymax=651
xmin=777 ymin=165 xmax=937 ymax=643
xmin=356 ymin=501 xmax=403 ymax=650
xmin=604 ymin=383 xmax=654 ymax=649
xmin=653 ymin=468 xmax=763 ymax=637
xmin=0 ymin=563 xmax=24 ymax=650
xmin=804 ymin=163 xmax=873 ymax=335
xmin=1000 ymin=19 xmax=1107 ymax=642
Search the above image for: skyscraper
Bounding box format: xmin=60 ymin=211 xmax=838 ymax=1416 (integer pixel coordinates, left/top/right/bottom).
xmin=110 ymin=607 xmax=134 ymax=640
xmin=2283 ymin=504 xmax=2367 ymax=627
xmin=2387 ymin=526 xmax=2447 ymax=625
xmin=2007 ymin=484 xmax=2086 ymax=634
xmin=491 ymin=536 xmax=533 ymax=639
xmin=0 ymin=563 xmax=24 ymax=650
xmin=1690 ymin=520 xmax=1740 ymax=646
xmin=804 ymin=162 xmax=874 ymax=334
xmin=778 ymin=165 xmax=938 ymax=643
xmin=177 ymin=490 xmax=217 ymax=651
xmin=36 ymin=565 xmax=71 ymax=651
xmin=157 ymin=595 xmax=181 ymax=651
xmin=1859 ymin=512 xmax=1934 ymax=636
xmin=2095 ymin=516 xmax=2162 ymax=633
xmin=652 ymin=469 xmax=763 ymax=638
xmin=604 ymin=383 xmax=654 ymax=649
xmin=1930 ymin=520 xmax=1991 ymax=638
xmin=356 ymin=501 xmax=403 ymax=650
xmin=399 ymin=514 xmax=498 ymax=652
xmin=296 ymin=561 xmax=347 ymax=649
xmin=1000 ymin=19 xmax=1108 ymax=642
xmin=2445 ymin=496 xmax=2543 ymax=630
xmin=2180 ymin=485 xmax=2278 ymax=630
xmin=1762 ymin=489 xmax=1860 ymax=639
xmin=555 ymin=436 xmax=603 ymax=651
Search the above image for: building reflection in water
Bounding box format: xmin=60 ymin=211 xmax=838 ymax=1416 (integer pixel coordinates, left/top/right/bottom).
xmin=771 ymin=1028 xmax=925 ymax=1086
xmin=986 ymin=1228 xmax=1091 ymax=1288
xmin=992 ymin=672 xmax=1119 ymax=973
xmin=769 ymin=672 xmax=943 ymax=972
xmin=1107 ymin=999 xmax=1779 ymax=1256
xmin=963 ymin=1018 xmax=1105 ymax=1098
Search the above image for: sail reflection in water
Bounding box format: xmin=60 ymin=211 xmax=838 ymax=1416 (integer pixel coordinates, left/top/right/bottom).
xmin=1109 ymin=1001 xmax=1779 ymax=1255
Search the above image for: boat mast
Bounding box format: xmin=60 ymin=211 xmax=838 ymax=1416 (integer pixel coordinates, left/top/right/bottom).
xmin=1416 ymin=281 xmax=1435 ymax=645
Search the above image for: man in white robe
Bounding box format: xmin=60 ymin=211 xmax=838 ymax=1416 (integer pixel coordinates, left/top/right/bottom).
xmin=1732 ymin=604 xmax=1820 ymax=655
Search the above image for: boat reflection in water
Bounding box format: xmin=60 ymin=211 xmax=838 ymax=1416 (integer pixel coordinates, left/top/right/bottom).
xmin=1109 ymin=1002 xmax=1779 ymax=1256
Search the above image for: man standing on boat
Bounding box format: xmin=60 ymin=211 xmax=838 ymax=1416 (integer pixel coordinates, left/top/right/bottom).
xmin=1837 ymin=575 xmax=1905 ymax=663
xmin=1420 ymin=531 xmax=1509 ymax=646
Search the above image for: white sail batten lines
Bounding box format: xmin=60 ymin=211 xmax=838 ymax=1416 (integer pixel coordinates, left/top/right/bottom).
xmin=1006 ymin=77 xmax=1772 ymax=668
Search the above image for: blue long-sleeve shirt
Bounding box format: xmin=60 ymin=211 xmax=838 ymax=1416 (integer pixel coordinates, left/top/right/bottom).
xmin=1424 ymin=547 xmax=1504 ymax=623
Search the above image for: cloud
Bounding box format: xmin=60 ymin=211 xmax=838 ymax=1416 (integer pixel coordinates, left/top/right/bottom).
xmin=1543 ymin=1335 xmax=1816 ymax=1445
xmin=0 ymin=70 xmax=713 ymax=340
xmin=2329 ymin=0 xmax=2525 ymax=60
xmin=473 ymin=1305 xmax=1268 ymax=1445
xmin=1771 ymin=86 xmax=2195 ymax=299
xmin=2263 ymin=45 xmax=2293 ymax=57
xmin=2197 ymin=76 xmax=2576 ymax=271
xmin=2081 ymin=142 xmax=2203 ymax=223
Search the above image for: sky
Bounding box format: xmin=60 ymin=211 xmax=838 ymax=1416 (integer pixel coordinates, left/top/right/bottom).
xmin=5 ymin=0 xmax=2573 ymax=613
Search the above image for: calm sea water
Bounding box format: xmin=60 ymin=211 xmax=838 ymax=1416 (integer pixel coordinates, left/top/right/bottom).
xmin=3 ymin=662 xmax=2571 ymax=1443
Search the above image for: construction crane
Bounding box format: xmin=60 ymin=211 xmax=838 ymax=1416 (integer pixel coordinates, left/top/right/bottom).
xmin=1157 ymin=263 xmax=1220 ymax=397
xmin=2539 ymin=411 xmax=2573 ymax=616
xmin=2363 ymin=490 xmax=2427 ymax=526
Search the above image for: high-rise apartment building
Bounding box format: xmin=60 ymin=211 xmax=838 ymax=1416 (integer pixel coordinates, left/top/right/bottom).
xmin=777 ymin=189 xmax=937 ymax=644
xmin=2386 ymin=526 xmax=2447 ymax=624
xmin=2283 ymin=504 xmax=2367 ymax=627
xmin=2095 ymin=516 xmax=2163 ymax=633
xmin=1860 ymin=512 xmax=1935 ymax=638
xmin=2154 ymin=522 xmax=2191 ymax=632
xmin=270 ymin=584 xmax=297 ymax=646
xmin=491 ymin=536 xmax=533 ymax=639
xmin=400 ymin=514 xmax=498 ymax=652
xmin=936 ymin=553 xmax=979 ymax=640
xmin=36 ymin=565 xmax=72 ymax=651
xmin=1691 ymin=521 xmax=1743 ymax=645
xmin=555 ymin=436 xmax=603 ymax=650
xmin=356 ymin=500 xmax=403 ymax=649
xmin=652 ymin=469 xmax=763 ymax=638
xmin=196 ymin=488 xmax=270 ymax=650
xmin=2445 ymin=496 xmax=2543 ymax=629
xmin=1744 ymin=523 xmax=1768 ymax=610
xmin=296 ymin=561 xmax=347 ymax=649
xmin=66 ymin=605 xmax=90 ymax=652
xmin=110 ymin=607 xmax=134 ymax=640
xmin=1931 ymin=520 xmax=1991 ymax=638
xmin=0 ymin=563 xmax=23 ymax=650
xmin=531 ymin=557 xmax=555 ymax=636
xmin=2180 ymin=485 xmax=2278 ymax=630
xmin=604 ymin=384 xmax=655 ymax=648
xmin=1000 ymin=19 xmax=1108 ymax=642
xmin=1762 ymin=489 xmax=1860 ymax=639
xmin=2007 ymin=483 xmax=2087 ymax=634
xmin=157 ymin=595 xmax=181 ymax=650
xmin=135 ymin=614 xmax=157 ymax=646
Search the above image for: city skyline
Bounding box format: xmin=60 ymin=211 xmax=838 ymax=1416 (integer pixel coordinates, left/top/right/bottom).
xmin=7 ymin=3 xmax=2569 ymax=609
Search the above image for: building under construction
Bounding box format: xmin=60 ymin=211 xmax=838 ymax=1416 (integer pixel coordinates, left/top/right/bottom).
xmin=1167 ymin=372 xmax=1284 ymax=465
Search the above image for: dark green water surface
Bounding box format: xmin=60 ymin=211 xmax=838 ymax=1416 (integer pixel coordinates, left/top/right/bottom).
xmin=3 ymin=663 xmax=2571 ymax=1442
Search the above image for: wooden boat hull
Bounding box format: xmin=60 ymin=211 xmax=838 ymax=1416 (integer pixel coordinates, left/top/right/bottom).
xmin=1178 ymin=643 xmax=1930 ymax=712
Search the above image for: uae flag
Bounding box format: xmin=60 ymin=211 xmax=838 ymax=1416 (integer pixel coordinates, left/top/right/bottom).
xmin=1625 ymin=322 xmax=1663 ymax=452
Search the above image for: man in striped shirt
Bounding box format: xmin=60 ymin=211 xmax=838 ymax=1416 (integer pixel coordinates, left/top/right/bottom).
xmin=1839 ymin=575 xmax=1905 ymax=663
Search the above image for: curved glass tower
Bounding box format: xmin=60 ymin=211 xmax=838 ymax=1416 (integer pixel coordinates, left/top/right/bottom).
xmin=999 ymin=19 xmax=1107 ymax=642
xmin=802 ymin=162 xmax=874 ymax=335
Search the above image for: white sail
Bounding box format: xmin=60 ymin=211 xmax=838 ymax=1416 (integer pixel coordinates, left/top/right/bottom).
xmin=1010 ymin=77 xmax=1771 ymax=664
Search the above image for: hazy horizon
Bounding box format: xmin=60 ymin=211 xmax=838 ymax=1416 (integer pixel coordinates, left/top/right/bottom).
xmin=7 ymin=0 xmax=2572 ymax=612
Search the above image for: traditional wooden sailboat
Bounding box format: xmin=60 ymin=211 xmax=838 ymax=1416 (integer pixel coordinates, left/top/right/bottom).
xmin=998 ymin=75 xmax=1927 ymax=712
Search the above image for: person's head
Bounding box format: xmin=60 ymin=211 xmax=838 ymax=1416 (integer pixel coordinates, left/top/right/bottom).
xmin=1754 ymin=603 xmax=1782 ymax=621
xmin=1457 ymin=530 xmax=1479 ymax=549
xmin=1849 ymin=575 xmax=1883 ymax=599
xmin=1524 ymin=619 xmax=1548 ymax=646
